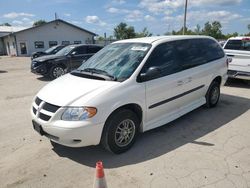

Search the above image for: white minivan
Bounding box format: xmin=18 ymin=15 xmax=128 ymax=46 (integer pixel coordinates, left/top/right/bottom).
xmin=31 ymin=36 xmax=228 ymax=154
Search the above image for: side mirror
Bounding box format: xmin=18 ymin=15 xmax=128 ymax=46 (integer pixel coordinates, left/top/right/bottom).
xmin=138 ymin=67 xmax=161 ymax=82
xmin=69 ymin=51 xmax=76 ymax=57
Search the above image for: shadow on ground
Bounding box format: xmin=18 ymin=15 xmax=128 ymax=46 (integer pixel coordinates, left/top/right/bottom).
xmin=36 ymin=76 xmax=52 ymax=81
xmin=53 ymin=94 xmax=250 ymax=168
xmin=225 ymin=78 xmax=250 ymax=89
xmin=0 ymin=70 xmax=8 ymax=73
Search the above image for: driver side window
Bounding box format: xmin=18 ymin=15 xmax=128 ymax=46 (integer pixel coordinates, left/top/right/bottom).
xmin=141 ymin=42 xmax=180 ymax=80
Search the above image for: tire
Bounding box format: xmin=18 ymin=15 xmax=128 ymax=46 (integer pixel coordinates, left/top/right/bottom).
xmin=205 ymin=81 xmax=220 ymax=108
xmin=49 ymin=65 xmax=65 ymax=79
xmin=101 ymin=109 xmax=139 ymax=154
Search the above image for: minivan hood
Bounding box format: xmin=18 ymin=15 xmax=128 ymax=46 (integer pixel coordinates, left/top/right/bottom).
xmin=37 ymin=74 xmax=118 ymax=106
xmin=34 ymin=54 xmax=64 ymax=62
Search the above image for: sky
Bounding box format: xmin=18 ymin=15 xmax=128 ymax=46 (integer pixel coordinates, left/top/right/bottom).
xmin=0 ymin=0 xmax=250 ymax=37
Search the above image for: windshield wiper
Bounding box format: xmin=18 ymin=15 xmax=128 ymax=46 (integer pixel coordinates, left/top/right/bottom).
xmin=80 ymin=68 xmax=117 ymax=81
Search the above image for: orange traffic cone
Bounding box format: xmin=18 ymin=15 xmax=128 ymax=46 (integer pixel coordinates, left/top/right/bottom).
xmin=93 ymin=161 xmax=108 ymax=188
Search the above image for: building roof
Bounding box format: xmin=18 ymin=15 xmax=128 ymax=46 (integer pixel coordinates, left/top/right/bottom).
xmin=1 ymin=19 xmax=97 ymax=38
xmin=0 ymin=26 xmax=26 ymax=33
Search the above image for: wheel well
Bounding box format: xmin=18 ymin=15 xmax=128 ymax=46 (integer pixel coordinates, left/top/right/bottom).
xmin=212 ymin=76 xmax=222 ymax=85
xmin=55 ymin=63 xmax=66 ymax=69
xmin=105 ymin=104 xmax=143 ymax=129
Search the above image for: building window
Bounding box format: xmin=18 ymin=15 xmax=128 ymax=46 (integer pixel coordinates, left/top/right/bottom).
xmin=20 ymin=43 xmax=27 ymax=54
xmin=74 ymin=41 xmax=81 ymax=44
xmin=49 ymin=41 xmax=58 ymax=47
xmin=62 ymin=41 xmax=70 ymax=45
xmin=34 ymin=41 xmax=44 ymax=49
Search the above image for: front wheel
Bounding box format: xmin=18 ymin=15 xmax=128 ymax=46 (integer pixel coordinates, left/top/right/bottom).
xmin=49 ymin=66 xmax=66 ymax=79
xmin=101 ymin=109 xmax=139 ymax=154
xmin=205 ymin=81 xmax=220 ymax=108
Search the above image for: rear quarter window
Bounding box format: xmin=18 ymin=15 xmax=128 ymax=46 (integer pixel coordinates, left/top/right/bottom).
xmin=202 ymin=39 xmax=225 ymax=62
xmin=87 ymin=46 xmax=102 ymax=54
xmin=175 ymin=38 xmax=224 ymax=71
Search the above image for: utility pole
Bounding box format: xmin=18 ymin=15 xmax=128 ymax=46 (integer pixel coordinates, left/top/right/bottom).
xmin=183 ymin=0 xmax=188 ymax=35
xmin=55 ymin=12 xmax=58 ymax=20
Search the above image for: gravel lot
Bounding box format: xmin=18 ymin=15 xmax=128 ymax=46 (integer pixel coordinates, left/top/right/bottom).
xmin=0 ymin=56 xmax=250 ymax=188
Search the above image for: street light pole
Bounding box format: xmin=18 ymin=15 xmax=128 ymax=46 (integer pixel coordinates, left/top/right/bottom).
xmin=183 ymin=0 xmax=188 ymax=35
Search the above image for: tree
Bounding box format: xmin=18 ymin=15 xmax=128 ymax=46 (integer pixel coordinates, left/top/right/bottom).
xmin=114 ymin=22 xmax=136 ymax=39
xmin=33 ymin=20 xmax=47 ymax=27
xmin=170 ymin=26 xmax=195 ymax=35
xmin=194 ymin=24 xmax=201 ymax=35
xmin=202 ymin=22 xmax=212 ymax=36
xmin=136 ymin=27 xmax=152 ymax=38
xmin=0 ymin=23 xmax=11 ymax=26
xmin=96 ymin=36 xmax=104 ymax=41
xmin=202 ymin=21 xmax=223 ymax=39
xmin=225 ymin=32 xmax=238 ymax=39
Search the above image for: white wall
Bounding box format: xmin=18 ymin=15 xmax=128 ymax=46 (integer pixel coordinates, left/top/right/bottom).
xmin=14 ymin=21 xmax=95 ymax=56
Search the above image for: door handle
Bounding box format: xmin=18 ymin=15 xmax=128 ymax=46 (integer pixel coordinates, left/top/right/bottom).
xmin=177 ymin=80 xmax=183 ymax=86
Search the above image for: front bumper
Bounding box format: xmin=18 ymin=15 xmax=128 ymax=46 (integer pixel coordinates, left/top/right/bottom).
xmin=31 ymin=111 xmax=104 ymax=147
xmin=227 ymin=70 xmax=250 ymax=80
xmin=31 ymin=62 xmax=48 ymax=75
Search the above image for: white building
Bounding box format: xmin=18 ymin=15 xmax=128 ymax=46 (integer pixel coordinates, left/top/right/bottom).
xmin=0 ymin=19 xmax=96 ymax=56
xmin=0 ymin=26 xmax=25 ymax=55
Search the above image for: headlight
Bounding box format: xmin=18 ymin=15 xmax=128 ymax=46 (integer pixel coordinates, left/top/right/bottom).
xmin=61 ymin=107 xmax=97 ymax=121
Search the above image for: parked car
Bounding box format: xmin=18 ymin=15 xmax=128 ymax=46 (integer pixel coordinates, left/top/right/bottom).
xmin=31 ymin=45 xmax=67 ymax=60
xmin=223 ymin=36 xmax=250 ymax=81
xmin=31 ymin=44 xmax=103 ymax=79
xmin=218 ymin=40 xmax=226 ymax=47
xmin=31 ymin=36 xmax=227 ymax=154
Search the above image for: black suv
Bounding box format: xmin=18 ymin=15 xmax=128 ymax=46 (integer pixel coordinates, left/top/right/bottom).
xmin=31 ymin=44 xmax=103 ymax=79
xmin=31 ymin=45 xmax=67 ymax=60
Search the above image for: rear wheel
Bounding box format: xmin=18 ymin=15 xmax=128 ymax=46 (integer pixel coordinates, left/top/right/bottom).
xmin=101 ymin=109 xmax=139 ymax=154
xmin=49 ymin=65 xmax=65 ymax=79
xmin=205 ymin=81 xmax=220 ymax=108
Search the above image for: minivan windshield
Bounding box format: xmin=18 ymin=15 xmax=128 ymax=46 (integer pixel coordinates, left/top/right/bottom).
xmin=75 ymin=43 xmax=151 ymax=81
xmin=56 ymin=46 xmax=75 ymax=56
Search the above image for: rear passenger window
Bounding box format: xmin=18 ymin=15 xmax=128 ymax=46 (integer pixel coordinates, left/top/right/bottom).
xmin=87 ymin=46 xmax=102 ymax=54
xmin=175 ymin=40 xmax=206 ymax=70
xmin=72 ymin=46 xmax=86 ymax=55
xmin=141 ymin=42 xmax=180 ymax=79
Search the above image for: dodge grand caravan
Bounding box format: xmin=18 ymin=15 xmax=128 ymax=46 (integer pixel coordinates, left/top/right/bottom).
xmin=31 ymin=36 xmax=227 ymax=154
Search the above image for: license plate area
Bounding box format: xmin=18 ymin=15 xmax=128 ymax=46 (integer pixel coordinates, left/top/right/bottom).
xmin=32 ymin=120 xmax=44 ymax=135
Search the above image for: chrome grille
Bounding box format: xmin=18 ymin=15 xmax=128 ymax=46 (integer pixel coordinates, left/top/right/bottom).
xmin=32 ymin=97 xmax=61 ymax=121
